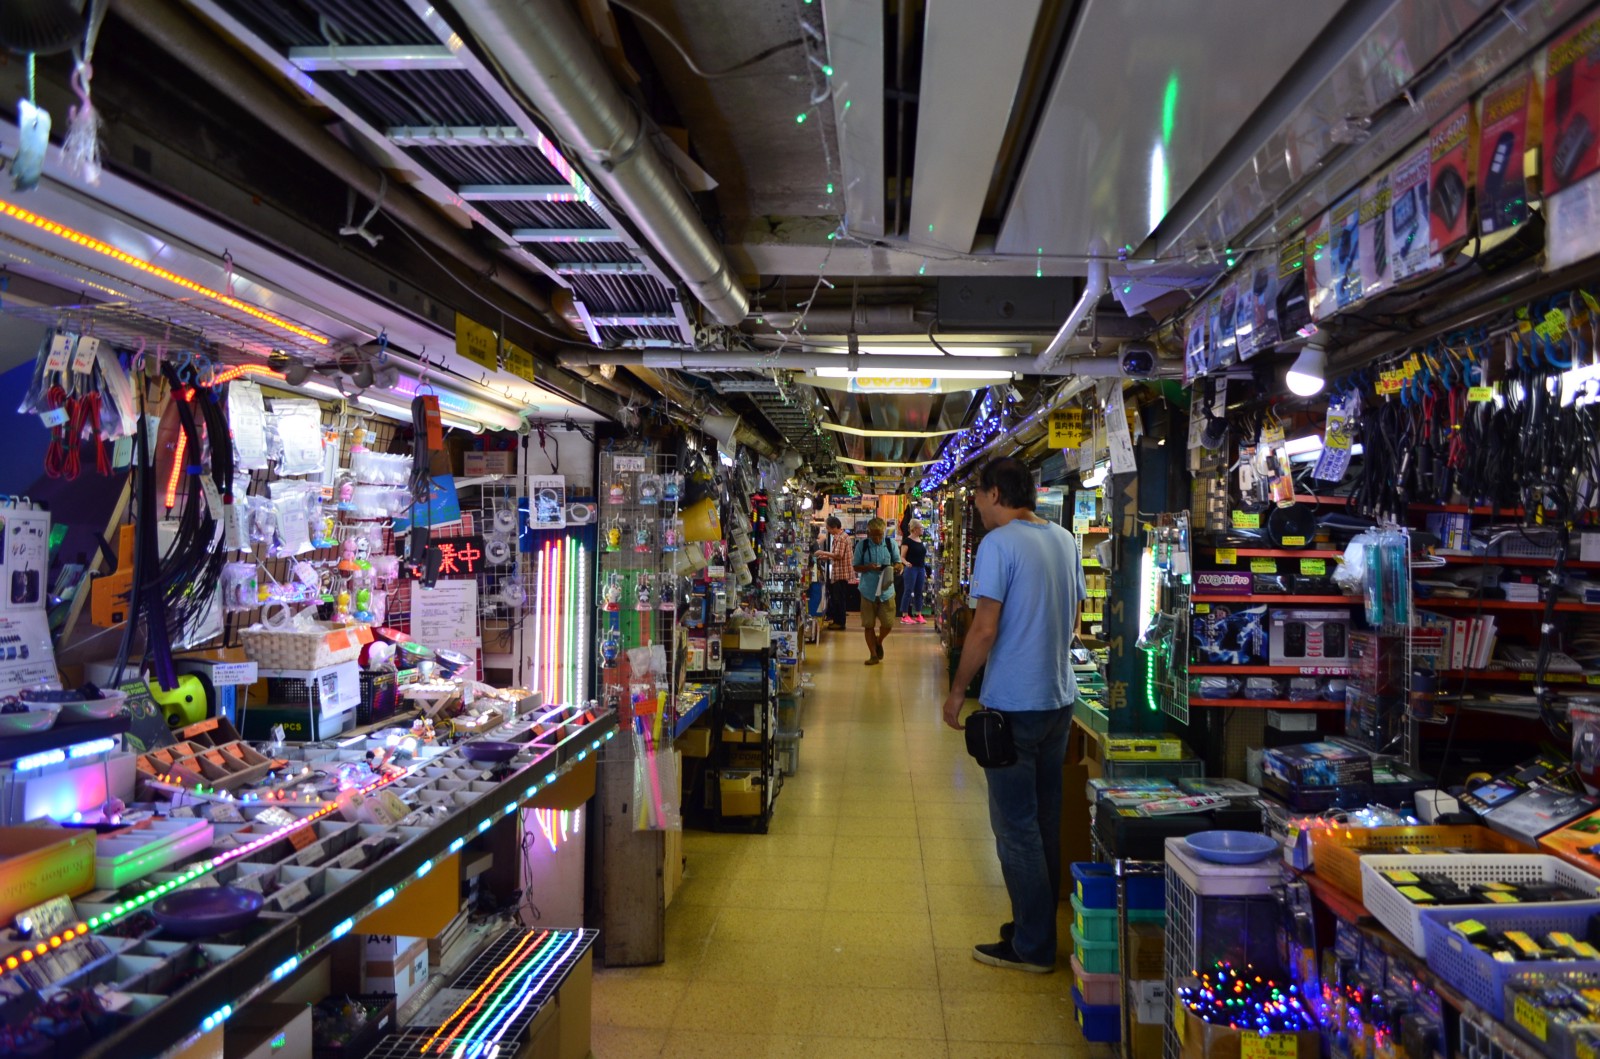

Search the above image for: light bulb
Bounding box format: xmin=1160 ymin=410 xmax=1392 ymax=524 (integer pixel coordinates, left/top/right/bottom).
xmin=1287 ymin=342 xmax=1326 ymax=396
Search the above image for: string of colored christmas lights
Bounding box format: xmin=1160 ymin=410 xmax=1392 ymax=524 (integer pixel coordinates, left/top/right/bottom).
xmin=919 ymin=390 xmax=1007 ymax=491
xmin=1176 ymin=962 xmax=1315 ymax=1035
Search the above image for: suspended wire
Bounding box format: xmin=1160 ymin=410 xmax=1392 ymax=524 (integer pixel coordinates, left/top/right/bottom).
xmin=608 ymin=0 xmax=804 ymax=79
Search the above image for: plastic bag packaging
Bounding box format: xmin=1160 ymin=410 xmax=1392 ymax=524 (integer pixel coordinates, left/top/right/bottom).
xmin=351 ymin=450 xmax=409 ymax=486
xmin=246 ymin=495 xmax=277 ymax=546
xmin=1363 ymin=528 xmax=1411 ymax=628
xmin=351 ymin=485 xmax=390 ymax=520
xmin=266 ymin=400 xmax=324 ymax=475
xmin=220 ymin=562 xmax=259 ymax=612
xmin=269 ymin=481 xmax=314 ymax=557
xmin=16 ymin=331 xmax=60 ymax=417
xmin=1574 ymin=703 xmax=1600 ymax=794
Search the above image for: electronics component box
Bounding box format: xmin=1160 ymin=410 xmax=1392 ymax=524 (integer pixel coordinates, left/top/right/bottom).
xmin=1269 ymin=608 xmax=1352 ymax=668
xmin=1106 ymin=738 xmax=1187 ymax=761
xmin=1193 ymin=571 xmax=1252 ymax=595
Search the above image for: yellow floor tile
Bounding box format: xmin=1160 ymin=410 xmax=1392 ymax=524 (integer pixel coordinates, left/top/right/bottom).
xmin=623 ymin=629 xmax=1096 ymax=1054
xmin=941 ymin=989 xmax=1077 ymax=1044
xmin=806 ymin=986 xmax=945 ymax=1040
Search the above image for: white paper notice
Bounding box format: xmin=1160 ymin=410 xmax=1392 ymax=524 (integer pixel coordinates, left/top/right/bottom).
xmin=1105 ymin=385 xmax=1138 ymax=475
xmin=0 ymin=612 xmax=60 ymax=695
xmin=412 ymin=578 xmax=481 ymax=653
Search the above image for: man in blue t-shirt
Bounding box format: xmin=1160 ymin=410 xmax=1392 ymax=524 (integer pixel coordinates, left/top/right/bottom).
xmin=853 ymin=517 xmax=902 ymax=666
xmin=941 ymin=457 xmax=1086 ymax=974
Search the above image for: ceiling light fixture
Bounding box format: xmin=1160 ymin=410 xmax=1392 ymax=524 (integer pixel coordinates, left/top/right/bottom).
xmin=1287 ymin=341 xmax=1327 ymax=397
xmin=0 ymin=199 xmax=329 ymax=345
xmin=818 ymin=422 xmax=962 ymax=439
xmin=836 ymin=457 xmax=938 ymax=469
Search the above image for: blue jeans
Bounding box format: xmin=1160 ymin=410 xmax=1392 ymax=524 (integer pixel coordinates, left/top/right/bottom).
xmin=899 ymin=566 xmax=927 ymax=615
xmin=983 ymin=707 xmax=1072 ymax=966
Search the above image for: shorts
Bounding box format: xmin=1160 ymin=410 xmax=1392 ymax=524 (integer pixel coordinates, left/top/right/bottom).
xmin=860 ymin=594 xmax=895 ymax=630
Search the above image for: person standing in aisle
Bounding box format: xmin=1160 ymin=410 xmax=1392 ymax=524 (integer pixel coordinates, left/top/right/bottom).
xmin=816 ymin=516 xmax=853 ymax=630
xmin=941 ymin=457 xmax=1085 ymax=973
xmin=854 ymin=517 xmax=902 ymax=665
xmin=899 ymin=520 xmax=930 ymax=625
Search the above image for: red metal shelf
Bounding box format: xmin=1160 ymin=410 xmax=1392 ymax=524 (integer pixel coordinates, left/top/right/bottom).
xmin=1192 ymin=594 xmax=1356 ymax=604
xmin=1410 ymin=503 xmax=1528 ymax=516
xmin=1417 ymin=598 xmax=1598 ymax=612
xmin=1187 ymin=698 xmax=1345 ymax=711
xmin=1429 ymin=553 xmax=1600 ymax=569
xmin=1437 ymin=669 xmax=1598 ymax=685
xmin=1188 ymin=665 xmax=1352 ymax=676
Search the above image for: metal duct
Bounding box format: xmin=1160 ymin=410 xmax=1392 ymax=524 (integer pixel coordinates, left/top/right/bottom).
xmin=1033 ymin=255 xmax=1110 ymax=372
xmin=557 ymin=349 xmax=1135 ymax=376
xmin=750 ymin=304 xmax=933 ymax=332
xmin=451 ymin=0 xmax=749 ymax=327
xmin=115 ymin=0 xmax=576 ymax=338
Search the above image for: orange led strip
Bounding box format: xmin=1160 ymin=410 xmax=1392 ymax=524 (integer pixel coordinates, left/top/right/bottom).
xmin=0 ymin=200 xmax=328 ymax=345
xmin=207 ymin=365 xmax=286 ymax=385
xmin=420 ymin=930 xmax=548 ymax=1053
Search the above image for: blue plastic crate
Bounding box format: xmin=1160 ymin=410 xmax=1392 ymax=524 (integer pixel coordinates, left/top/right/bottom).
xmin=1419 ymin=902 xmax=1600 ymax=1019
xmin=1072 ymin=983 xmax=1121 ymax=1043
xmin=1072 ymin=862 xmax=1164 ymax=911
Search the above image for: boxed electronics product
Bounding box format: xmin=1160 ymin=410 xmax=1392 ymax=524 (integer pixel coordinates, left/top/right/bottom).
xmin=462 ymin=450 xmax=517 ymax=476
xmin=1429 ymin=102 xmax=1474 ymax=252
xmin=1192 ymin=603 xmax=1268 ymax=665
xmin=1261 ymin=740 xmax=1374 ymax=810
xmin=1478 ymin=67 xmax=1539 ymax=237
xmin=1193 ymin=571 xmax=1252 ymax=595
xmin=1268 ymin=608 xmax=1352 ymax=668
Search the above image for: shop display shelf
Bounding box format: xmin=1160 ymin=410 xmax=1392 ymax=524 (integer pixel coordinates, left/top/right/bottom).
xmin=1419 ymin=903 xmax=1600 ymax=1019
xmin=1198 ymin=547 xmax=1345 ymax=558
xmin=1191 ymin=594 xmax=1356 ymax=604
xmin=1187 ymin=698 xmax=1345 ymax=710
xmin=1360 ymin=853 xmax=1600 ymax=957
xmin=62 ymin=703 xmax=617 ymax=1059
xmin=1417 ymin=597 xmax=1599 ymax=612
xmin=1188 ymin=665 xmax=1351 ymax=676
xmin=1310 ymin=824 xmax=1527 ymax=900
xmin=1430 ymin=552 xmax=1600 ymax=569
xmin=95 ymin=817 xmax=216 ymax=889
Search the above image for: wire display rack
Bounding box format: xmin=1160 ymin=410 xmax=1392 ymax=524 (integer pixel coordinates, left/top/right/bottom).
xmin=0 ymin=295 xmax=334 ymax=362
xmin=596 ymin=450 xmax=680 ymax=728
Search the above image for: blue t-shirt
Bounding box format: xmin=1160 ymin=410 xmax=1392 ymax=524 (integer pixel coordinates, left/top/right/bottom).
xmin=854 ymin=537 xmax=900 ymax=601
xmin=970 ymin=519 xmax=1087 ymax=711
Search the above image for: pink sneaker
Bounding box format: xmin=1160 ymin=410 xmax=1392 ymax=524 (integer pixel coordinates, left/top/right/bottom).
xmin=915 ymin=615 xmax=928 ymax=624
xmin=899 ymin=616 xmax=913 ymax=625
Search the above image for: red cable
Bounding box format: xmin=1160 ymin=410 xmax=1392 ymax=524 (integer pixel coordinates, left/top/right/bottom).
xmin=79 ymin=391 xmax=109 ymax=475
xmin=42 ymin=384 xmax=70 ymax=478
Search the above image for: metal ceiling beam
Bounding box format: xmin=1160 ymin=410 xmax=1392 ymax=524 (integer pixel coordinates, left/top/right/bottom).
xmin=555 ymin=262 xmax=649 ymax=275
xmin=727 ymin=218 xmax=1089 ymax=277
xmin=908 ymin=0 xmax=1043 ymax=254
xmin=458 ymin=184 xmax=584 ymax=202
xmin=387 ymin=125 xmax=529 ymax=147
xmin=287 ymin=46 xmax=462 ymax=71
xmin=513 ymin=229 xmax=624 ymax=243
xmin=591 ymin=314 xmax=677 ymax=327
xmin=820 ymin=0 xmax=886 ymax=238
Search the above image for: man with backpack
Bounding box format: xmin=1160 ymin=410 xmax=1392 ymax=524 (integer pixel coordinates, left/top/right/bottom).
xmin=853 ymin=517 xmax=903 ymax=665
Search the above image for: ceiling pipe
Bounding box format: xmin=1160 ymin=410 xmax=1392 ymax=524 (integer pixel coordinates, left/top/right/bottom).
xmin=750 ymin=304 xmax=934 ymax=332
xmin=557 ymin=349 xmax=1136 ymax=376
xmin=1033 ymin=253 xmax=1109 ymax=372
xmin=450 ymin=0 xmax=749 ymax=327
xmin=114 ymin=0 xmax=577 ymax=341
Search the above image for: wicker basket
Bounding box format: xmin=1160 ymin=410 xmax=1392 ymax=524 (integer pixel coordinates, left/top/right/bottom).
xmin=239 ymin=624 xmax=363 ymax=670
xmin=1311 ymin=824 xmax=1528 ymax=900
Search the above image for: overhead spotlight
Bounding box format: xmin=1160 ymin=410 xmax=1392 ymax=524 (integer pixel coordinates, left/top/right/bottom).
xmin=283 ymin=359 xmax=313 ymax=387
xmin=338 ymin=349 xmax=374 ymax=389
xmin=1120 ymin=344 xmax=1157 ymax=378
xmin=1287 ymin=340 xmax=1327 ymax=397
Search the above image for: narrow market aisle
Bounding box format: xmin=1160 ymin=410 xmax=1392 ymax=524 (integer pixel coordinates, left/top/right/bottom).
xmin=590 ymin=624 xmax=1094 ymax=1059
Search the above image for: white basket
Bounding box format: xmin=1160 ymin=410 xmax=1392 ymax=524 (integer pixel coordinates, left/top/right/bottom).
xmin=1359 ymin=853 xmax=1600 ymax=956
xmin=239 ymin=625 xmax=363 ymax=670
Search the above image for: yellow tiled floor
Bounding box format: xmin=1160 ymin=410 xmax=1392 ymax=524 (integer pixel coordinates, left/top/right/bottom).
xmin=591 ymin=623 xmax=1109 ymax=1058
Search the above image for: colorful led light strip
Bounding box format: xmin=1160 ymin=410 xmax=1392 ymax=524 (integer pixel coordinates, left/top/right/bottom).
xmin=0 ymin=200 xmax=328 ymax=345
xmin=455 ymin=932 xmax=582 ymax=1058
xmin=205 ymin=365 xmax=286 ymax=386
xmin=3 ymin=923 xmax=89 ymax=970
xmin=421 ymin=930 xmax=547 ymax=1053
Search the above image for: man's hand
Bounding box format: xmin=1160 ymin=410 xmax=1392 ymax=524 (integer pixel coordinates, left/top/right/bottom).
xmin=942 ymin=688 xmax=966 ymax=731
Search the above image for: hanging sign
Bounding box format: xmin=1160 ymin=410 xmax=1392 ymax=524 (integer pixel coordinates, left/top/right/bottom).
xmin=1105 ymin=385 xmax=1137 ymax=475
xmin=1047 ymin=407 xmax=1087 ymax=449
xmin=455 ymin=313 xmax=499 ymax=370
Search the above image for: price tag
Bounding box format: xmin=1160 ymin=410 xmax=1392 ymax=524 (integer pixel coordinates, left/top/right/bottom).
xmin=296 ymin=844 xmax=324 ymax=867
xmin=1194 ymin=604 xmax=1211 ymax=614
xmin=199 ymin=475 xmax=223 ymax=517
xmin=209 ymin=662 xmax=259 ymax=687
xmin=1280 ymin=535 xmax=1306 ymax=547
xmin=1241 ymin=1034 xmax=1297 ymax=1059
xmin=1251 ymin=559 xmax=1277 ymax=574
xmin=613 ymin=455 xmax=646 ymax=472
xmin=1232 ymin=511 xmax=1261 ymax=529
xmin=1216 ymin=548 xmax=1237 ymax=565
xmin=286 ymin=826 xmax=317 ymax=852
xmin=44 ymin=333 xmax=74 ymax=373
xmin=355 ymin=626 xmax=374 ymax=644
xmin=1514 ymin=994 xmax=1549 ymax=1042
xmin=1468 ymin=385 xmax=1496 ymax=402
xmin=337 ymin=848 xmax=366 ymax=870
xmin=324 ymin=630 xmax=353 ymax=653
xmin=207 ymin=802 xmax=245 ymax=823
xmin=272 ymin=880 xmax=312 ymax=911
xmin=71 ymin=335 xmax=101 ymax=374
xmin=1299 ymin=559 xmax=1327 ymax=576
xmin=1174 ymin=1000 xmax=1187 ymax=1045
xmin=1578 ymin=1037 xmax=1597 ymax=1059
xmin=234 ymin=872 xmax=264 ymax=893
xmin=38 ymin=407 xmax=68 ymax=429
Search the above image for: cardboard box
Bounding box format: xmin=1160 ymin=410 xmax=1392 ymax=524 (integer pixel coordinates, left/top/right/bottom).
xmin=1107 ymin=738 xmax=1185 ymax=761
xmin=1268 ymin=608 xmax=1352 ymax=668
xmin=1194 ymin=571 xmax=1251 ymax=595
xmin=0 ymin=825 xmax=95 ymax=922
xmin=463 ymin=450 xmax=517 ymax=476
xmin=1178 ymin=1012 xmax=1320 ymax=1059
xmin=223 ymin=1003 xmax=312 ymax=1059
xmin=719 ymin=773 xmax=762 ymax=816
xmin=1126 ymin=921 xmax=1165 ymax=979
xmin=366 ymin=936 xmax=429 ymax=1012
xmin=90 ymin=525 xmax=135 ymax=627
xmin=675 ymin=725 xmax=711 ymax=758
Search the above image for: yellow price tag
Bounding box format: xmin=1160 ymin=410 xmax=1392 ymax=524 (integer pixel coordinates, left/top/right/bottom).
xmin=1195 ymin=604 xmax=1211 ymax=614
xmin=1232 ymin=511 xmax=1261 ymax=529
xmin=1468 ymin=385 xmax=1495 ymax=402
xmin=1280 ymin=536 xmax=1307 ymax=547
xmin=1300 ymin=559 xmax=1327 ymax=576
xmin=1174 ymin=999 xmax=1187 ymax=1045
xmin=1241 ymin=1034 xmax=1297 ymax=1059
xmin=1217 ymin=548 xmax=1238 ymax=566
xmin=1251 ymin=559 xmax=1277 ymax=574
xmin=1514 ymin=995 xmax=1549 ymax=1042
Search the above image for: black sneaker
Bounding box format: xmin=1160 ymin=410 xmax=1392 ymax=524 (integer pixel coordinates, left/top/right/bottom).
xmin=972 ymin=940 xmax=1052 ymax=973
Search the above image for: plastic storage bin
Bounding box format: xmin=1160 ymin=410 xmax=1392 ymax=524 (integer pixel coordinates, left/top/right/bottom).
xmin=1418 ymin=902 xmax=1600 ymax=1019
xmin=1070 ymin=923 xmax=1119 ymax=975
xmin=1310 ymin=823 xmax=1526 ymax=900
xmin=1072 ymin=983 xmax=1121 ymax=1043
xmin=1072 ymin=862 xmax=1165 ymax=910
xmin=1071 ymin=954 xmax=1121 ymax=1006
xmin=1359 ymin=853 xmax=1600 ymax=956
xmin=1070 ymin=894 xmax=1163 ymax=943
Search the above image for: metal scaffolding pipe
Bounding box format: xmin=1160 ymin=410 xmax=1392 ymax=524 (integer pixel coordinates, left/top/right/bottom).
xmin=452 ymin=0 xmax=750 ymax=326
xmin=1033 ymin=254 xmax=1110 ymax=372
xmin=557 ymin=349 xmax=1132 ymax=376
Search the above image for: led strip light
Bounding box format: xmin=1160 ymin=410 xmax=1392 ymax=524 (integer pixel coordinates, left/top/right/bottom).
xmin=0 ymin=200 xmax=329 ymax=345
xmin=421 ymin=929 xmax=585 ymax=1057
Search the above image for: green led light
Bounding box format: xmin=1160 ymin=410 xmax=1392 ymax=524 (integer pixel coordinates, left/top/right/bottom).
xmin=821 ymin=64 xmax=834 ymax=76
xmin=826 ymin=183 xmax=834 ymax=195
xmin=843 ymin=100 xmax=852 ymax=110
xmin=1123 ymin=285 xmax=1132 ymax=294
xmin=928 ymin=223 xmax=935 ymax=233
xmin=795 ymin=112 xmax=808 ymax=124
